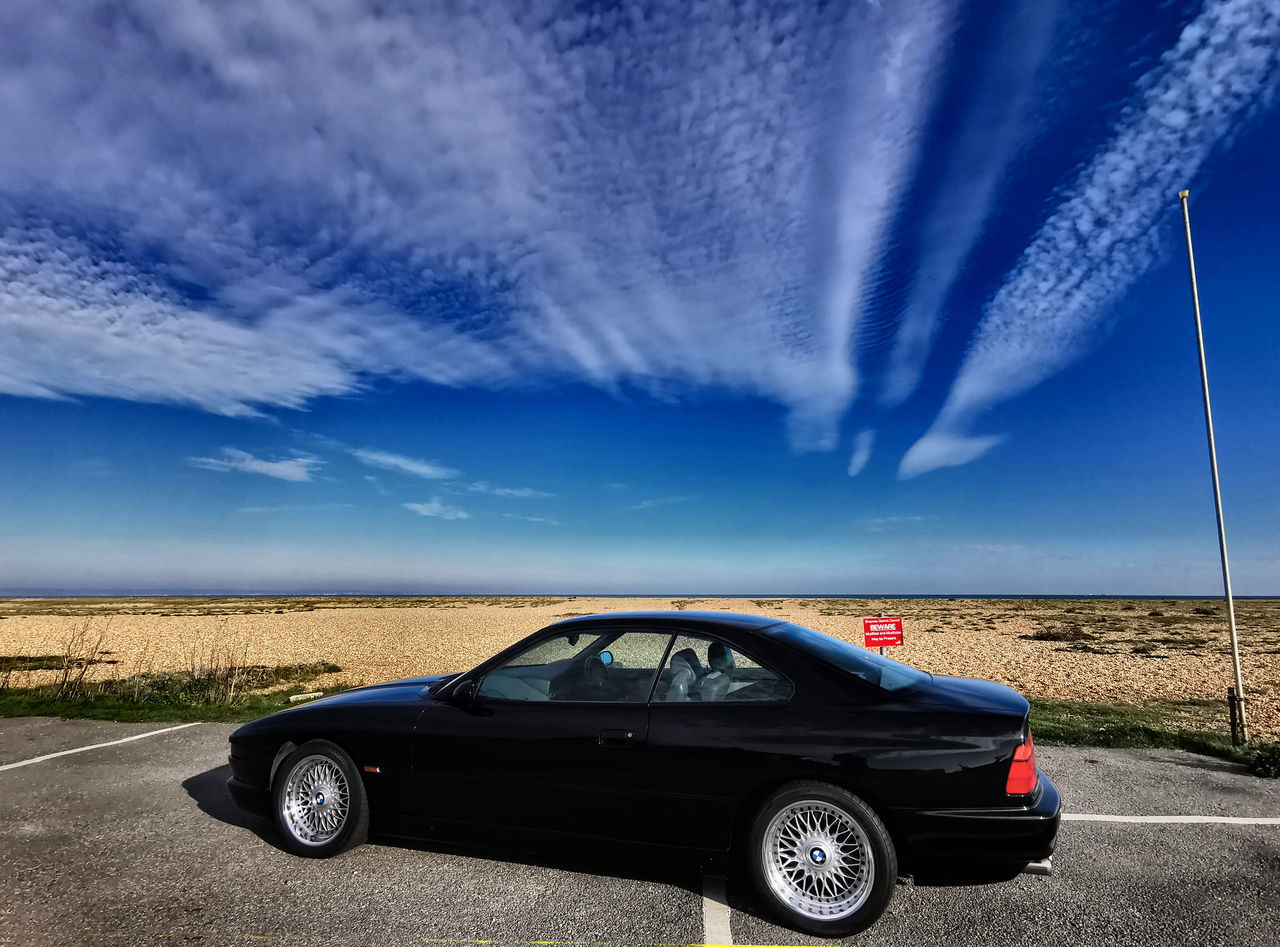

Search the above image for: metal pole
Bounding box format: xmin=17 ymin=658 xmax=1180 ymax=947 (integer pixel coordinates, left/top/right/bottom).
xmin=1178 ymin=189 xmax=1247 ymax=743
xmin=878 ymin=612 xmax=886 ymax=657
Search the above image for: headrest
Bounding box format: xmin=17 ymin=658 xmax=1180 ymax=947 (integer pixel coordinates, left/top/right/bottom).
xmin=707 ymin=642 xmax=735 ymax=673
xmin=671 ymin=647 xmax=704 ymax=677
xmin=669 ymin=651 xmax=696 ymax=679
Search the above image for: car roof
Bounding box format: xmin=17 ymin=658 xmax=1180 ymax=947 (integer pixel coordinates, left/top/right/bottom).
xmin=546 ymin=610 xmax=785 ymax=634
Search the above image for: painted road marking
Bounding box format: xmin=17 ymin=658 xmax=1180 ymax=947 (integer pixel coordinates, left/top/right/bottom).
xmin=702 ymin=876 xmax=732 ymax=946
xmin=0 ymin=722 xmax=202 ymax=773
xmin=1065 ymin=813 xmax=1280 ymax=825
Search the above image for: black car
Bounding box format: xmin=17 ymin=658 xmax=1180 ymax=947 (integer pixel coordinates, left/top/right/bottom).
xmin=228 ymin=611 xmax=1060 ymax=936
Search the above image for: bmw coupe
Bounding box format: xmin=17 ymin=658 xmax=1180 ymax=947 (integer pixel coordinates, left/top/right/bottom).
xmin=228 ymin=611 xmax=1060 ymax=936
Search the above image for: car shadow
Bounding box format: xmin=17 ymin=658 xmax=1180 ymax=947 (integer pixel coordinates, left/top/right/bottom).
xmin=181 ymin=763 xmax=289 ymax=852
xmin=720 ymin=860 xmax=1027 ymax=931
xmin=182 ymin=763 xmax=705 ymax=896
xmin=385 ymin=833 xmax=707 ymax=896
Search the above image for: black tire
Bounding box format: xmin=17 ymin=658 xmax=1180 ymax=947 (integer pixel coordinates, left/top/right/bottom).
xmin=746 ymin=781 xmax=897 ymax=937
xmin=271 ymin=739 xmax=369 ymax=858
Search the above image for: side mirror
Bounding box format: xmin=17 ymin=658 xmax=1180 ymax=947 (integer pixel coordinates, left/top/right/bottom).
xmin=452 ymin=677 xmax=481 ymax=708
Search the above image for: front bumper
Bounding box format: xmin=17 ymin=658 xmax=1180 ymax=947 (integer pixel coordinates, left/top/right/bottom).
xmin=899 ymin=770 xmax=1062 ymax=867
xmin=226 ymin=746 xmax=273 ymax=818
xmin=227 ymin=774 xmax=272 ymax=818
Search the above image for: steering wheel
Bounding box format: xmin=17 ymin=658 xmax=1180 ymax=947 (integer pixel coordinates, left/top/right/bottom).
xmin=583 ymin=653 xmax=610 ymax=691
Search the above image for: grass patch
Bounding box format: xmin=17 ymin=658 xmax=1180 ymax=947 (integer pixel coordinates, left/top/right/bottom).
xmin=0 ymin=661 xmax=344 ymax=723
xmin=1024 ymin=624 xmax=1095 ymax=643
xmin=0 ymin=690 xmax=308 ymax=723
xmin=0 ymin=654 xmax=116 ymax=672
xmin=1031 ymin=697 xmax=1278 ymax=776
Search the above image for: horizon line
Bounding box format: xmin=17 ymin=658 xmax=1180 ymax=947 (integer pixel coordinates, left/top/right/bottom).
xmin=0 ymin=590 xmax=1273 ymax=601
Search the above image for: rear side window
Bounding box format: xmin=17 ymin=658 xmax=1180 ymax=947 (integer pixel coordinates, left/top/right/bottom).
xmin=655 ymin=634 xmax=793 ymax=703
xmin=766 ymin=622 xmax=930 ymax=692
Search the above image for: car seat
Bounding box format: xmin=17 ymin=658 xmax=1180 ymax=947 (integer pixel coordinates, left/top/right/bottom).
xmin=700 ymin=642 xmax=735 ymax=702
xmin=665 ymin=651 xmax=698 ymax=701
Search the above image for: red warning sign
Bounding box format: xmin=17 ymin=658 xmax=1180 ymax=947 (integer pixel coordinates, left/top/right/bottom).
xmin=863 ymin=617 xmax=904 ymax=648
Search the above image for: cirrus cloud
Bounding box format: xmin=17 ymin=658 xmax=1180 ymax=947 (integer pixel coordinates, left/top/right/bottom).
xmin=901 ymin=0 xmax=1280 ymax=477
xmin=404 ymin=498 xmax=470 ymax=520
xmin=351 ymin=449 xmax=460 ymax=481
xmin=189 ymin=448 xmax=320 ymax=482
xmin=0 ymin=0 xmax=957 ymax=452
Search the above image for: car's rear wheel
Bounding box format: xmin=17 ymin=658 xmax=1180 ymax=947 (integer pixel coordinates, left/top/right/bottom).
xmin=747 ymin=781 xmax=896 ymax=937
xmin=272 ymin=739 xmax=369 ymax=858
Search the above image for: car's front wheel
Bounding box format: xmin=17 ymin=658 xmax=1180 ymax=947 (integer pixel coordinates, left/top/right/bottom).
xmin=747 ymin=781 xmax=897 ymax=937
xmin=272 ymin=739 xmax=369 ymax=857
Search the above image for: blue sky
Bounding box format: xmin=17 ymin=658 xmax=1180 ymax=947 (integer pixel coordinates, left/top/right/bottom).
xmin=1 ymin=0 xmax=1278 ymax=595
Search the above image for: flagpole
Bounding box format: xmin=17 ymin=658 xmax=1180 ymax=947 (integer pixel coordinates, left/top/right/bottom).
xmin=1178 ymin=188 xmax=1247 ymax=744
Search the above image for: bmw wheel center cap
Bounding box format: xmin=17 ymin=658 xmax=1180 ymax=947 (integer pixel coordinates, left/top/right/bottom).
xmin=809 ymin=846 xmax=827 ymax=866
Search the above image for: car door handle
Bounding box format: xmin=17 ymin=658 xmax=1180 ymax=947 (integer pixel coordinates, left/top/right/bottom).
xmin=597 ymin=728 xmax=637 ymax=747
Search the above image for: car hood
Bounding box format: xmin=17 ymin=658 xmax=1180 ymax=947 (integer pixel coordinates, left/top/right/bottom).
xmin=316 ymin=672 xmax=459 ymax=703
xmin=230 ymin=672 xmax=462 ymax=741
xmin=913 ymin=674 xmax=1030 ymax=718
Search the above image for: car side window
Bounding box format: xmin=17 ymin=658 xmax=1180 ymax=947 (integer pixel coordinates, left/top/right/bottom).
xmin=478 ymin=631 xmax=672 ymax=703
xmin=656 ymin=634 xmax=792 ymax=703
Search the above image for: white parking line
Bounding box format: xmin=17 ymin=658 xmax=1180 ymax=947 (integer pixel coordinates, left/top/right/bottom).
xmin=0 ymin=722 xmax=202 ymax=772
xmin=702 ymin=876 xmax=732 ymax=946
xmin=1065 ymin=813 xmax=1280 ymax=825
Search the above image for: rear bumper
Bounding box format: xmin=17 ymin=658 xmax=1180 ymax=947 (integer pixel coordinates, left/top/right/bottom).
xmin=898 ymin=770 xmax=1061 ymax=867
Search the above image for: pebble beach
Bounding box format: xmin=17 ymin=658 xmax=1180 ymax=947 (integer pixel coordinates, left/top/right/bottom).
xmin=2 ymin=596 xmax=1277 ymax=738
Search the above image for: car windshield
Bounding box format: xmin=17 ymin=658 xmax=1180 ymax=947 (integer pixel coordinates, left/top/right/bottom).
xmin=766 ymin=622 xmax=931 ymax=692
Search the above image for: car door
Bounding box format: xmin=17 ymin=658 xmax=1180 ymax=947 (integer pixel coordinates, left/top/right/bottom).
xmin=410 ymin=629 xmax=673 ymax=841
xmin=638 ymin=633 xmax=798 ymax=850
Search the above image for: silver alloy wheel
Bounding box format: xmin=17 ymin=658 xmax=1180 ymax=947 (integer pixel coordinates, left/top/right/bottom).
xmin=761 ymin=800 xmax=875 ymax=921
xmin=280 ymin=754 xmax=351 ymax=846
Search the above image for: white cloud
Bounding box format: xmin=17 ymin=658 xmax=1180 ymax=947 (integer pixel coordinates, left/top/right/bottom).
xmin=467 ymin=482 xmax=553 ymax=498
xmin=847 ymin=429 xmax=876 ymax=477
xmin=351 ymin=449 xmax=459 ymax=480
xmin=630 ymin=496 xmax=689 ymax=511
xmin=867 ymin=514 xmax=930 ymax=531
xmin=0 ymin=1 xmax=958 ymax=450
xmin=189 ymin=448 xmax=319 ymax=482
xmin=902 ymin=0 xmax=1280 ymax=478
xmin=503 ymin=514 xmax=560 ymax=526
xmin=797 ymin=0 xmax=954 ymax=447
xmin=880 ymin=0 xmax=1062 ymax=408
xmin=404 ymin=498 xmax=470 ymax=520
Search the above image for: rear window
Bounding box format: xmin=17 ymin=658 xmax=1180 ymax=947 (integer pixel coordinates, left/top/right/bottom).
xmin=766 ymin=622 xmax=931 ymax=692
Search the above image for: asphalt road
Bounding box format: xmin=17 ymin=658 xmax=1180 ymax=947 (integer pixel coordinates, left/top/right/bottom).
xmin=0 ymin=717 xmax=1277 ymax=947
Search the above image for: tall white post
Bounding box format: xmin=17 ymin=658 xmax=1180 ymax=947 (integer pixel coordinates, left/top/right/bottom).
xmin=1178 ymin=189 xmax=1247 ymax=743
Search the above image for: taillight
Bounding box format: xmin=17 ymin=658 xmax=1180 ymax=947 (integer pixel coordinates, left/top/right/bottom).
xmin=1006 ymin=730 xmax=1038 ymax=795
